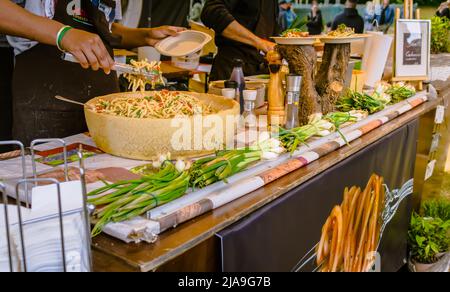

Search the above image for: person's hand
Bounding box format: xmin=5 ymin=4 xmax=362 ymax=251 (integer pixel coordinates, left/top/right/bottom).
xmin=143 ymin=26 xmax=186 ymax=46
xmin=61 ymin=28 xmax=114 ymax=74
xmin=255 ymin=38 xmax=276 ymax=54
xmin=439 ymin=2 xmax=450 ymax=11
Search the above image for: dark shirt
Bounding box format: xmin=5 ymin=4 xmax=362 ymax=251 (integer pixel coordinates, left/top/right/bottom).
xmin=201 ymin=0 xmax=280 ymax=47
xmin=307 ymin=10 xmax=324 ymax=35
xmin=437 ymin=8 xmax=450 ymax=19
xmin=0 ymin=35 xmax=9 ymax=48
xmin=201 ymin=0 xmax=280 ymax=80
xmin=331 ymin=8 xmax=365 ymax=34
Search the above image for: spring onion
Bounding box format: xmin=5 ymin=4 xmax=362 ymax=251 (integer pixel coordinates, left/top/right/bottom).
xmin=385 ymin=83 xmax=416 ymax=104
xmin=88 ymin=161 xmax=190 ymax=237
xmin=337 ymin=90 xmax=385 ymax=114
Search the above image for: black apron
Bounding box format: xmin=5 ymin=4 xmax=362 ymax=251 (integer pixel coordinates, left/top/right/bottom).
xmin=209 ymin=0 xmax=279 ymax=81
xmin=12 ymin=0 xmax=120 ymax=146
xmin=0 ymin=46 xmax=14 ymax=152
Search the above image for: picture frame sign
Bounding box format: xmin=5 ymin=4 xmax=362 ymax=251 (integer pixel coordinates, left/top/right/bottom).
xmin=395 ymin=19 xmax=431 ymax=79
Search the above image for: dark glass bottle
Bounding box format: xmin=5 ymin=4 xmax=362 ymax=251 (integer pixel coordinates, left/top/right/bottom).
xmin=229 ymin=59 xmax=246 ymax=114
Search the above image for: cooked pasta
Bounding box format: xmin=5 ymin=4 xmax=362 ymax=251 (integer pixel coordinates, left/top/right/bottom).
xmin=124 ymin=59 xmax=165 ymax=92
xmin=94 ymin=91 xmax=216 ymax=119
xmin=281 ymin=29 xmax=310 ymax=38
xmin=327 ymin=24 xmax=355 ymax=37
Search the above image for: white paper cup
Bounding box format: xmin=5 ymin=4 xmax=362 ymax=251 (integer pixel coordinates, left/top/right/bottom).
xmin=243 ymin=90 xmax=258 ymax=101
xmin=222 ymin=88 xmax=236 ymax=99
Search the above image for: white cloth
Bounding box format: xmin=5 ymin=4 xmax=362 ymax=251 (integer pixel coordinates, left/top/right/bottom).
xmin=0 ymin=181 xmax=90 ymax=272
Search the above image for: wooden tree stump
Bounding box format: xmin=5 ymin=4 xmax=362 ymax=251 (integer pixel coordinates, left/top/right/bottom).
xmin=316 ymin=43 xmax=351 ymax=114
xmin=277 ymin=45 xmax=322 ymax=125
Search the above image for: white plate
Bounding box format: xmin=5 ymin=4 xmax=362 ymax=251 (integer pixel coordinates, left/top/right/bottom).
xmin=319 ymin=34 xmax=370 ymax=44
xmin=245 ymin=75 xmax=270 ymax=84
xmin=272 ymin=36 xmax=319 ymax=45
xmin=155 ymin=30 xmax=212 ymax=57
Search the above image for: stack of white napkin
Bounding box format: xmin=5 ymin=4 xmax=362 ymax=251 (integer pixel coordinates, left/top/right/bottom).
xmin=0 ymin=181 xmax=90 ymax=272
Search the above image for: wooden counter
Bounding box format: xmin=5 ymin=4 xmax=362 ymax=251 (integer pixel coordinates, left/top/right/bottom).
xmin=92 ymin=96 xmax=442 ymax=272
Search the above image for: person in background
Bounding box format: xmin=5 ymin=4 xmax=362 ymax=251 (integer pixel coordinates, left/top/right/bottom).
xmin=326 ymin=21 xmax=333 ymax=33
xmin=364 ymin=1 xmax=376 ymax=31
xmin=376 ymin=0 xmax=395 ymax=27
xmin=201 ymin=0 xmax=280 ymax=81
xmin=307 ymin=0 xmax=324 ymax=35
xmin=2 ymin=0 xmax=183 ymax=146
xmin=331 ymin=0 xmax=364 ymax=34
xmin=0 ymin=0 xmax=112 ymax=151
xmin=437 ymin=1 xmax=450 ymax=19
xmin=279 ymin=0 xmax=297 ymax=32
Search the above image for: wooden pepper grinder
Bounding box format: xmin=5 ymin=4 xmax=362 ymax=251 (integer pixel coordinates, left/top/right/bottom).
xmin=267 ymin=50 xmax=285 ymax=126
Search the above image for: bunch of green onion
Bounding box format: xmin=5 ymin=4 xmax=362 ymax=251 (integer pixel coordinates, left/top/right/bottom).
xmin=190 ymin=137 xmax=285 ymax=188
xmin=278 ymin=114 xmax=335 ymax=153
xmin=88 ymin=161 xmax=190 ymax=237
xmin=337 ymin=90 xmax=385 ymax=114
xmin=325 ymin=112 xmax=359 ymax=128
xmin=325 ymin=112 xmax=359 ymax=145
xmin=190 ymin=151 xmax=261 ymax=188
xmin=386 ymin=83 xmax=416 ymax=104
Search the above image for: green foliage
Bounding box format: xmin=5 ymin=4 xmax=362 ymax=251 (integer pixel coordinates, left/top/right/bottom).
xmin=408 ymin=213 xmax=450 ymax=264
xmin=431 ymin=16 xmax=450 ymax=54
xmin=355 ymin=0 xmax=440 ymax=5
xmin=337 ymin=90 xmax=385 ymax=114
xmin=313 ymin=1 xmax=440 ymax=6
xmin=288 ymin=15 xmax=308 ymax=31
xmin=422 ymin=199 xmax=450 ymax=222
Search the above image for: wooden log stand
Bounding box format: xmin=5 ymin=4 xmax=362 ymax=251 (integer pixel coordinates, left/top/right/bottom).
xmin=277 ymin=45 xmax=322 ymax=125
xmin=278 ymin=43 xmax=352 ymax=124
xmin=316 ymin=43 xmax=351 ymax=114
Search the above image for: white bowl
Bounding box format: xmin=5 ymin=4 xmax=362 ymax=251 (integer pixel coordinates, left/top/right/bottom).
xmin=155 ymin=30 xmax=212 ymax=57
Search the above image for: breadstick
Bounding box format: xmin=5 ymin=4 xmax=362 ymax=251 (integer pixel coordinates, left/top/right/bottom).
xmin=369 ymin=176 xmax=381 ymax=253
xmin=353 ymin=179 xmax=376 ymax=272
xmin=329 ymin=207 xmax=344 ymax=272
xmin=317 ymin=217 xmax=332 ymax=265
xmin=344 ymin=188 xmax=361 ymax=272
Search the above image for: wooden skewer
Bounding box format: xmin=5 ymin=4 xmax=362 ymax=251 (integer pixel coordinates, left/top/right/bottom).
xmin=404 ymin=0 xmax=409 ymax=19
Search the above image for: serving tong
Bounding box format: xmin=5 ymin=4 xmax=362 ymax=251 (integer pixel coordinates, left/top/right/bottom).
xmin=61 ymin=53 xmax=161 ymax=80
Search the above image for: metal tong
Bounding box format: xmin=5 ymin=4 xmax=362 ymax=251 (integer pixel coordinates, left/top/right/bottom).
xmin=61 ymin=53 xmax=159 ymax=80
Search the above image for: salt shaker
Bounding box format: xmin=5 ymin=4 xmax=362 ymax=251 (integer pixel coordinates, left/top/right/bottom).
xmin=285 ymin=75 xmax=302 ymax=130
xmin=242 ymin=90 xmax=258 ymax=128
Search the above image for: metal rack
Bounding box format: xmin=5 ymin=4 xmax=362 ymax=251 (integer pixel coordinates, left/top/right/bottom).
xmin=0 ymin=139 xmax=92 ymax=272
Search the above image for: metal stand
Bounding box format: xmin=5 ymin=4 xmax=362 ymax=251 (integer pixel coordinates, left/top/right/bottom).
xmin=0 ymin=139 xmax=92 ymax=272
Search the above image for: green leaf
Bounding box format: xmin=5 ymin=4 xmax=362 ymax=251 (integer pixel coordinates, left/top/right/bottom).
xmin=415 ymin=235 xmax=426 ymax=247
xmin=430 ymin=242 xmax=440 ymax=254
xmin=425 ymin=245 xmax=431 ymax=257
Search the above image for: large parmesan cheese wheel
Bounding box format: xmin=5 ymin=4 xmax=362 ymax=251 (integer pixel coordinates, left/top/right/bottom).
xmin=85 ymin=91 xmax=240 ymax=161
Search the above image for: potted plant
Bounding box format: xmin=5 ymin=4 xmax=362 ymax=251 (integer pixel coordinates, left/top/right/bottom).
xmin=431 ymin=16 xmax=450 ymax=54
xmin=408 ymin=201 xmax=450 ymax=272
xmin=422 ymin=199 xmax=450 ymax=222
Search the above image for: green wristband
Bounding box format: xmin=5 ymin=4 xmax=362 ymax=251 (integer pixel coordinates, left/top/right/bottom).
xmin=56 ymin=26 xmax=73 ymax=52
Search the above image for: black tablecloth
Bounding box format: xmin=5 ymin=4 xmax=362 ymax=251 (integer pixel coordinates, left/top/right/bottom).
xmin=217 ymin=119 xmax=419 ymax=272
